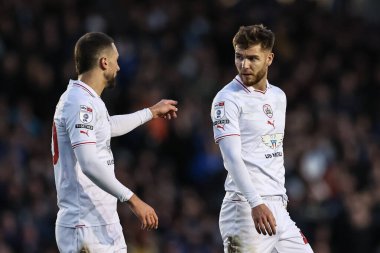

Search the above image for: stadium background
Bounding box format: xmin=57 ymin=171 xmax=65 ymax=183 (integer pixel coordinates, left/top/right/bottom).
xmin=1 ymin=0 xmax=380 ymax=252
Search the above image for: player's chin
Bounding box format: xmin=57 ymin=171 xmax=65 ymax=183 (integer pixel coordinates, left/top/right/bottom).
xmin=241 ymin=75 xmax=254 ymax=85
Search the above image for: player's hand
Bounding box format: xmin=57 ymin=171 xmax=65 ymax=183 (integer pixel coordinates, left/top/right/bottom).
xmin=127 ymin=194 xmax=158 ymax=230
xmin=149 ymin=99 xmax=178 ymax=120
xmin=251 ymin=204 xmax=277 ymax=236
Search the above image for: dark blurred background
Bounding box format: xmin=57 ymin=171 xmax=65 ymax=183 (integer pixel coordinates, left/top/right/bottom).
xmin=1 ymin=0 xmax=380 ymax=252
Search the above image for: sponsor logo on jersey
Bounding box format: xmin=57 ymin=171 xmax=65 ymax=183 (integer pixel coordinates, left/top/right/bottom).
xmin=267 ymin=119 xmax=275 ymax=129
xmin=213 ymin=101 xmax=229 ymax=130
xmin=261 ymin=133 xmax=284 ymax=150
xmin=80 ymin=130 xmax=89 ymax=137
xmin=263 ymin=104 xmax=273 ymax=118
xmin=75 ymin=124 xmax=94 ymax=130
xmin=213 ymin=119 xmax=230 ymax=125
xmin=79 ymin=105 xmax=93 ymax=123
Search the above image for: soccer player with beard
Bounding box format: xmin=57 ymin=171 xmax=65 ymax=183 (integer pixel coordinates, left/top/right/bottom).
xmin=52 ymin=32 xmax=178 ymax=252
xmin=211 ymin=25 xmax=314 ymax=252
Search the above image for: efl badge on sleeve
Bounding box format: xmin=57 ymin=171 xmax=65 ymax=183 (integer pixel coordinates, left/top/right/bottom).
xmin=213 ymin=101 xmax=229 ymax=131
xmin=214 ymin=101 xmax=225 ymax=120
xmin=79 ymin=105 xmax=93 ymax=123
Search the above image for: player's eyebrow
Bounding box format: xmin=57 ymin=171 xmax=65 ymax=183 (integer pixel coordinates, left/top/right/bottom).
xmin=235 ymin=52 xmax=260 ymax=59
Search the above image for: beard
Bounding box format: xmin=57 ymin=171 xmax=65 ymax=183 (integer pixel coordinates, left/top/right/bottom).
xmin=240 ymin=67 xmax=267 ymax=87
xmin=105 ymin=74 xmax=117 ymax=89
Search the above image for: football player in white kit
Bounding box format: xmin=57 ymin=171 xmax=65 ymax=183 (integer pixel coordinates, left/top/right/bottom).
xmin=52 ymin=32 xmax=178 ymax=253
xmin=211 ymin=25 xmax=314 ymax=252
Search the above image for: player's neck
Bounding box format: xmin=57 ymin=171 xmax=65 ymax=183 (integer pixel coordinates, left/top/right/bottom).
xmin=253 ymin=80 xmax=267 ymax=92
xmin=78 ymin=71 xmax=105 ymax=96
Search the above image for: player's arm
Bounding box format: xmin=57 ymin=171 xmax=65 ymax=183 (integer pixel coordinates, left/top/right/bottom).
xmin=110 ymin=99 xmax=178 ymax=137
xmin=219 ymin=136 xmax=277 ymax=236
xmin=74 ymin=145 xmax=158 ymax=230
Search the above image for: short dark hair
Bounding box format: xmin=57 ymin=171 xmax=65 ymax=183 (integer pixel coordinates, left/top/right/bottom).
xmin=74 ymin=32 xmax=114 ymax=75
xmin=232 ymin=24 xmax=275 ymax=51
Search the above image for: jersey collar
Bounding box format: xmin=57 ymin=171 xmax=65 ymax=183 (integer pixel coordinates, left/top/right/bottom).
xmin=234 ymin=75 xmax=271 ymax=94
xmin=70 ymin=79 xmax=99 ymax=98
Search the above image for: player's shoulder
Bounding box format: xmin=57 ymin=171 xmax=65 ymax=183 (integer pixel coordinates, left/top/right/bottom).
xmin=269 ymin=83 xmax=286 ymax=97
xmin=69 ymin=82 xmax=96 ymax=98
xmin=268 ymin=83 xmax=287 ymax=105
xmin=213 ymin=79 xmax=241 ymax=102
xmin=59 ymin=83 xmax=99 ymax=115
xmin=268 ymin=82 xmax=283 ymax=93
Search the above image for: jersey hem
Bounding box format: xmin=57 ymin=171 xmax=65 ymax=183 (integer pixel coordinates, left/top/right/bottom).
xmin=55 ymin=220 xmax=120 ymax=228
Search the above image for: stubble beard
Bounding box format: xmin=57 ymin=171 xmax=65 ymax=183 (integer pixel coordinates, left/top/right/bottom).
xmin=106 ymin=75 xmax=116 ymax=89
xmin=241 ymin=68 xmax=267 ymax=87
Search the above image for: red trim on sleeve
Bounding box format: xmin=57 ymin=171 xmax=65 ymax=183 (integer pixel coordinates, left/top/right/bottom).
xmin=215 ymin=134 xmax=240 ymax=143
xmin=72 ymin=141 xmax=96 ymax=149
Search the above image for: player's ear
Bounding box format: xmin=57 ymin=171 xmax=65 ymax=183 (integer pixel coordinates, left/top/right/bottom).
xmin=266 ymin=52 xmax=274 ymax=66
xmin=99 ymin=57 xmax=108 ymax=70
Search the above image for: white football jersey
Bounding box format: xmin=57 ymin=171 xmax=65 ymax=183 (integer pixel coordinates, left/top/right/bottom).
xmin=52 ymin=80 xmax=118 ymax=227
xmin=211 ymin=75 xmax=287 ymax=197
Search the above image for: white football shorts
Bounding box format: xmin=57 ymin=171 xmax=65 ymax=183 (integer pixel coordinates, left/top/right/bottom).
xmin=219 ymin=192 xmax=314 ymax=253
xmin=56 ymin=223 xmax=127 ymax=253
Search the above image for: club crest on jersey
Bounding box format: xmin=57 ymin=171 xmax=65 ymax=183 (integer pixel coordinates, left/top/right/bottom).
xmin=263 ymin=104 xmax=273 ymax=118
xmin=79 ymin=105 xmax=93 ymax=123
xmin=213 ymin=101 xmax=230 ymax=131
xmin=261 ymin=133 xmax=284 ymax=150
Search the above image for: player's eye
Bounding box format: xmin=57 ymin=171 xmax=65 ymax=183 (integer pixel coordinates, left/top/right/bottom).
xmin=247 ymin=56 xmax=258 ymax=61
xmin=235 ymin=54 xmax=243 ymax=60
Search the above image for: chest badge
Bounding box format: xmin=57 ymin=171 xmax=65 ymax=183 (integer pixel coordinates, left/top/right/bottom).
xmin=263 ymin=104 xmax=275 ymax=128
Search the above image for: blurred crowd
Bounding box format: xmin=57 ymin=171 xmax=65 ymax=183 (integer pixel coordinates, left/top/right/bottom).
xmin=0 ymin=0 xmax=380 ymax=252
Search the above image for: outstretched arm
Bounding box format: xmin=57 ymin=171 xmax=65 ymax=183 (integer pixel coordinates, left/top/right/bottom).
xmin=110 ymin=99 xmax=178 ymax=137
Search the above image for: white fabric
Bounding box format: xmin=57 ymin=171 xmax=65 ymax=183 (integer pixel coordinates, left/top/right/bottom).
xmin=211 ymin=75 xmax=287 ymax=199
xmin=219 ymin=193 xmax=313 ymax=253
xmin=74 ymin=145 xmax=133 ymax=202
xmin=219 ymin=136 xmax=263 ymax=208
xmin=110 ymin=108 xmax=152 ymax=137
xmin=52 ymin=79 xmax=126 ymax=227
xmin=56 ymin=223 xmax=127 ymax=253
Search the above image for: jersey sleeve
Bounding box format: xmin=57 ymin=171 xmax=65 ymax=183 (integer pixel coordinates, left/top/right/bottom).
xmin=65 ymin=99 xmax=97 ymax=149
xmin=211 ymin=93 xmax=240 ymax=143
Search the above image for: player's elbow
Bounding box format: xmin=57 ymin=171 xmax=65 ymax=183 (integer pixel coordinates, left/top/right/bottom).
xmin=78 ymin=157 xmax=98 ymax=179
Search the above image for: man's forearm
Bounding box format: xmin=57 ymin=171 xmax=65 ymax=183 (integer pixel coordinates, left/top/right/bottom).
xmin=74 ymin=144 xmax=134 ymax=202
xmin=219 ymin=136 xmax=264 ymax=208
xmin=110 ymin=108 xmax=153 ymax=137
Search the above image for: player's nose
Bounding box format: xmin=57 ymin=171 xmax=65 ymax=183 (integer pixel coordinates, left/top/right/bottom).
xmin=242 ymin=59 xmax=250 ymax=69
